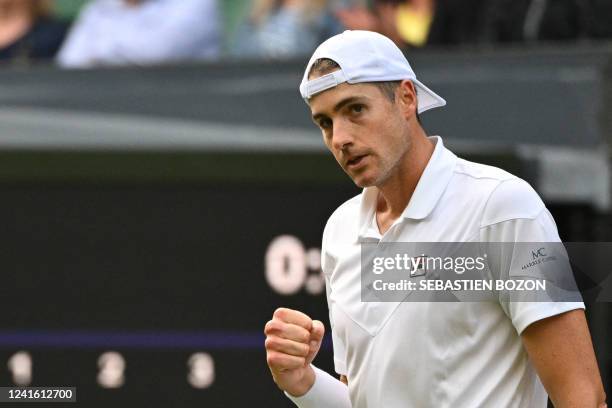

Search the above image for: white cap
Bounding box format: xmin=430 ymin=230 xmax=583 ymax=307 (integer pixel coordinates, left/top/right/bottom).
xmin=299 ymin=30 xmax=446 ymax=114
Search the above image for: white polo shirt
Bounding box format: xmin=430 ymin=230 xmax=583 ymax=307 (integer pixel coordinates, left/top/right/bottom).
xmin=288 ymin=136 xmax=583 ymax=408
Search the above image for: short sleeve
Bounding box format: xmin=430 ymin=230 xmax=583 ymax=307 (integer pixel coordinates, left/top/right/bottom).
xmin=324 ymin=275 xmax=348 ymax=375
xmin=480 ymin=178 xmax=585 ymax=334
xmin=321 ymin=216 xmax=348 ymax=376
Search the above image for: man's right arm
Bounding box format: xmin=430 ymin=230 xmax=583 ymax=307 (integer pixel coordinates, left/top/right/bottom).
xmin=264 ymin=307 xmax=352 ymax=407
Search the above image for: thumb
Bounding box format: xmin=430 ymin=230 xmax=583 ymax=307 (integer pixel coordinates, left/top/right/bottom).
xmin=305 ymin=320 xmax=325 ymax=365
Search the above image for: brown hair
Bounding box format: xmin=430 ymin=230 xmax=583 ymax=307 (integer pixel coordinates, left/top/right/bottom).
xmin=308 ymin=58 xmax=421 ymax=123
xmin=308 ymin=58 xmax=401 ymax=103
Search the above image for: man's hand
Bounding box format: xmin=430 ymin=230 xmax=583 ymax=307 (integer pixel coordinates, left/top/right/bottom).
xmin=264 ymin=307 xmax=325 ymax=397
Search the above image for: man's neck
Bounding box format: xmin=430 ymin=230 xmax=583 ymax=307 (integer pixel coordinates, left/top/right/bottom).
xmin=375 ymin=131 xmax=435 ymax=233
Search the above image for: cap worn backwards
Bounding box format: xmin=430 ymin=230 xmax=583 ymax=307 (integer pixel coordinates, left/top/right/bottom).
xmin=299 ymin=30 xmax=446 ymax=114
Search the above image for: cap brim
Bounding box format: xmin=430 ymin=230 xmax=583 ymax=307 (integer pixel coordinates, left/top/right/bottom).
xmin=413 ymin=79 xmax=446 ymax=114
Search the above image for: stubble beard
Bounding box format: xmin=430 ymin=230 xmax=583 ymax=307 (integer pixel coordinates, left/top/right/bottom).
xmin=369 ymin=138 xmax=412 ymax=189
xmin=349 ymin=155 xmax=390 ymax=188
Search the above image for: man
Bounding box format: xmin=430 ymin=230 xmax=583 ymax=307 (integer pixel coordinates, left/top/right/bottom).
xmin=264 ymin=30 xmax=606 ymax=407
xmin=0 ymin=0 xmax=68 ymax=63
xmin=57 ymin=0 xmax=220 ymax=68
xmin=336 ymin=0 xmax=435 ymax=48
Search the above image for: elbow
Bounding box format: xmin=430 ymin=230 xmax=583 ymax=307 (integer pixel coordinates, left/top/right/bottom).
xmin=592 ymin=381 xmax=607 ymax=408
xmin=596 ymin=390 xmax=607 ymax=408
xmin=550 ymin=383 xmax=607 ymax=408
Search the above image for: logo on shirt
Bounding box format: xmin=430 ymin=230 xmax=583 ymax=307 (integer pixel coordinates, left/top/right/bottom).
xmin=409 ymin=255 xmax=427 ymax=277
xmin=522 ymin=246 xmax=557 ymax=270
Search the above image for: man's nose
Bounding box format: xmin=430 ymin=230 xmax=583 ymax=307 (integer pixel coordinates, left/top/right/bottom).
xmin=331 ymin=120 xmax=354 ymax=151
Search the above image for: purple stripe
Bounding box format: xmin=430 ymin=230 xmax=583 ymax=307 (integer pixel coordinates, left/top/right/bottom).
xmin=0 ymin=331 xmax=332 ymax=350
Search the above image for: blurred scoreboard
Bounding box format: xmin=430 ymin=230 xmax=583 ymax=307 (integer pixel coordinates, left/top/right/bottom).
xmin=0 ymin=150 xmax=359 ymax=407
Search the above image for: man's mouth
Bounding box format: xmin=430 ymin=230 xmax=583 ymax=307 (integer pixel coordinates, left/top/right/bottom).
xmin=347 ymin=154 xmax=368 ymax=169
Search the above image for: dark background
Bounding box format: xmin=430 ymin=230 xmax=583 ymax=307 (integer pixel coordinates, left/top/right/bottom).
xmin=0 ymin=182 xmax=354 ymax=407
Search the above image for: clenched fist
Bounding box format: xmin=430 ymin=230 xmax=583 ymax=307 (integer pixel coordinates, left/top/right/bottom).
xmin=264 ymin=307 xmax=325 ymax=397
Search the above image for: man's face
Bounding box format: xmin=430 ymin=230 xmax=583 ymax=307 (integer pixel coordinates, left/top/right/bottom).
xmin=309 ymin=80 xmax=411 ymax=188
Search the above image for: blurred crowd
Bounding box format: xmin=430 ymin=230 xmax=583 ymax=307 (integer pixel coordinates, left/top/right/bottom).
xmin=0 ymin=0 xmax=611 ymax=68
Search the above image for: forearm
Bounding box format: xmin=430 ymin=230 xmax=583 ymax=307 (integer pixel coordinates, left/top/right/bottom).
xmin=522 ymin=310 xmax=607 ymax=408
xmin=285 ymin=365 xmax=352 ymax=408
xmin=549 ymin=382 xmax=606 ymax=408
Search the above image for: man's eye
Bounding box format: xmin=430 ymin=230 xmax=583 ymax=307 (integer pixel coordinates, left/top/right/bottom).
xmin=351 ymin=104 xmax=363 ymax=114
xmin=319 ymin=118 xmax=332 ymax=129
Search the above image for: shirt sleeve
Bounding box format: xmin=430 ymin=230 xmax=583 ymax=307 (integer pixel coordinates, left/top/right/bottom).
xmin=480 ymin=178 xmax=585 ymax=334
xmin=325 ymin=273 xmax=348 ymax=375
xmin=321 ymin=215 xmax=348 ymax=375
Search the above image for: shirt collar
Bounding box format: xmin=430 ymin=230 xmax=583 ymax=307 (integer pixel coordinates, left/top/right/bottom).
xmin=357 ymin=136 xmax=457 ymax=240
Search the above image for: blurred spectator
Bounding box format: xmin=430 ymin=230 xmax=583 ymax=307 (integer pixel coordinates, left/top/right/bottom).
xmin=336 ymin=0 xmax=612 ymax=48
xmin=429 ymin=0 xmax=612 ymax=45
xmin=336 ymin=0 xmax=434 ymax=48
xmin=232 ymin=0 xmax=341 ymax=59
xmin=57 ymin=0 xmax=221 ymax=68
xmin=395 ymin=0 xmax=434 ymax=46
xmin=426 ymin=0 xmax=487 ymax=45
xmin=532 ymin=0 xmax=583 ymax=41
xmin=0 ymin=0 xmax=68 ymax=64
xmin=478 ymin=0 xmax=581 ymax=43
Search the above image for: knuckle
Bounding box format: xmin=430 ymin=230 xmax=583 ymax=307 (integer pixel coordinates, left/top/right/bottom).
xmin=273 ymin=307 xmax=289 ymax=320
xmin=313 ymin=320 xmax=325 ymax=335
xmin=266 ymin=352 xmax=279 ymax=367
xmin=303 ymin=318 xmax=313 ymax=331
xmin=264 ymin=320 xmax=275 ymax=334
xmin=298 ymin=343 xmax=310 ymax=356
xmin=265 ymin=337 xmax=278 ymax=350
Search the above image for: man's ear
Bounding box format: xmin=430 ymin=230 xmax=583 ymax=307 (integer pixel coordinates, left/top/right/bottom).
xmin=397 ymin=80 xmax=418 ymax=120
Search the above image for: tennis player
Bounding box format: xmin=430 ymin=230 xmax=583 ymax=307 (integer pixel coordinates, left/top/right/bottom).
xmin=264 ymin=30 xmax=607 ymax=407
